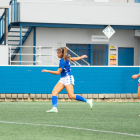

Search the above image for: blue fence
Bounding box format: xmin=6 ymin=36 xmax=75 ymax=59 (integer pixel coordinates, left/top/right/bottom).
xmin=0 ymin=66 xmax=138 ymax=94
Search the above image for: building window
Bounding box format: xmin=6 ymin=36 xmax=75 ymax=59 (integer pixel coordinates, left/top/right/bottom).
xmin=66 ymin=44 xmax=108 ymax=66
xmin=92 ymin=45 xmax=108 ymax=66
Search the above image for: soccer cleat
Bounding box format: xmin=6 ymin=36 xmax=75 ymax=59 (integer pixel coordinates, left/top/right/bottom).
xmin=87 ymin=99 xmax=93 ymax=110
xmin=46 ymin=108 xmax=58 ymax=113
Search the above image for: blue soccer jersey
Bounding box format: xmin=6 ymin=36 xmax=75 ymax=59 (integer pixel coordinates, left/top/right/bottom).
xmin=59 ymin=58 xmax=72 ymax=77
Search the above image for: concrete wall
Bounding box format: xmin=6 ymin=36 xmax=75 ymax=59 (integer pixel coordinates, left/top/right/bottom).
xmin=0 ymin=45 xmax=8 ymax=65
xmin=0 ymin=0 xmax=9 ymax=8
xmin=19 ymin=1 xmax=140 ymax=25
xmin=109 ymin=29 xmax=140 ymax=66
xmin=0 ymin=93 xmax=139 ymax=102
xmin=0 ymin=9 xmax=4 ymax=15
xmin=13 ymin=27 xmax=140 ymax=66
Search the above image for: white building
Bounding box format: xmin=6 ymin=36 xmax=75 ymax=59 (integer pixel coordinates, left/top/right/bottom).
xmin=0 ymin=0 xmax=140 ymax=66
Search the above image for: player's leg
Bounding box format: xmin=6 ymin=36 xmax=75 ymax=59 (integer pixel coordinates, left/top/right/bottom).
xmin=138 ymin=84 xmax=140 ymax=100
xmin=65 ymin=84 xmax=76 ymax=99
xmin=46 ymin=82 xmax=65 ymax=113
xmin=65 ymin=84 xmax=93 ymax=110
xmin=65 ymin=75 xmax=85 ymax=101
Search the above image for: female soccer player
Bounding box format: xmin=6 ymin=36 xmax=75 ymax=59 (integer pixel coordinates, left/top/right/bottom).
xmin=132 ymin=74 xmax=140 ymax=100
xmin=42 ymin=47 xmax=93 ymax=113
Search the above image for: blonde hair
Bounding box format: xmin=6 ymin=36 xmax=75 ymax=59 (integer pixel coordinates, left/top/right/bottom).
xmin=57 ymin=47 xmax=71 ymax=61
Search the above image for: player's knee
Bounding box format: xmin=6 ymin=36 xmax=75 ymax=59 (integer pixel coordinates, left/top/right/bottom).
xmin=138 ymin=94 xmax=140 ymax=99
xmin=52 ymin=90 xmax=58 ymax=96
xmin=68 ymin=94 xmax=75 ymax=99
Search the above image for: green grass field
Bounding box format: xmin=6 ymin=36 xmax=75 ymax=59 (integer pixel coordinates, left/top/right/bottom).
xmin=0 ymin=102 xmax=140 ymax=140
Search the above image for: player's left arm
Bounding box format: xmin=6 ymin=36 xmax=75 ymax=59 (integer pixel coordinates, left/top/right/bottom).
xmin=70 ymin=55 xmax=87 ymax=61
xmin=132 ymin=74 xmax=140 ymax=99
xmin=132 ymin=74 xmax=140 ymax=79
xmin=41 ymin=68 xmax=62 ymax=75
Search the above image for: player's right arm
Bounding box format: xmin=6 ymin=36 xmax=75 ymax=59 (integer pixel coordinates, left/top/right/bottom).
xmin=70 ymin=55 xmax=87 ymax=61
xmin=132 ymin=74 xmax=140 ymax=79
xmin=41 ymin=68 xmax=62 ymax=75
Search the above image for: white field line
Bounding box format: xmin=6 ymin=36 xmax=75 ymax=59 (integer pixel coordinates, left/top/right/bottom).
xmin=0 ymin=121 xmax=140 ymax=137
xmin=0 ymin=102 xmax=138 ymax=106
xmin=0 ymin=102 xmax=86 ymax=105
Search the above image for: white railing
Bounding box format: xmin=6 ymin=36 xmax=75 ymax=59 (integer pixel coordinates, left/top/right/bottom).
xmin=37 ymin=46 xmax=80 ymax=66
xmin=9 ymin=46 xmax=58 ymax=65
xmin=9 ymin=46 xmax=90 ymax=66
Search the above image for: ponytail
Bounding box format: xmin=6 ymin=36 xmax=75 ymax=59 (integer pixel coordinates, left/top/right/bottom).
xmin=63 ymin=47 xmax=67 ymax=61
xmin=57 ymin=47 xmax=71 ymax=61
xmin=63 ymin=47 xmax=71 ymax=61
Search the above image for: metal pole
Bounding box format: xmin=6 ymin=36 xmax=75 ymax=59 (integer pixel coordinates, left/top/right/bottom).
xmin=14 ymin=0 xmax=16 ymax=22
xmin=33 ymin=27 xmax=36 ymax=65
xmin=17 ymin=2 xmax=18 ymax=22
xmin=20 ymin=25 xmax=22 ymax=65
xmin=11 ymin=0 xmax=13 ymax=22
xmin=4 ymin=8 xmax=8 ymax=45
xmin=8 ymin=8 xmax=9 ymax=25
xmin=14 ymin=0 xmax=17 ymax=22
xmin=0 ymin=20 xmax=1 ymax=40
xmin=2 ymin=17 xmax=4 ymax=35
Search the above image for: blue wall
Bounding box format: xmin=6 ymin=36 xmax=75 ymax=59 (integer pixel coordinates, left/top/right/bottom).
xmin=135 ymin=0 xmax=140 ymax=3
xmin=0 ymin=66 xmax=139 ymax=94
